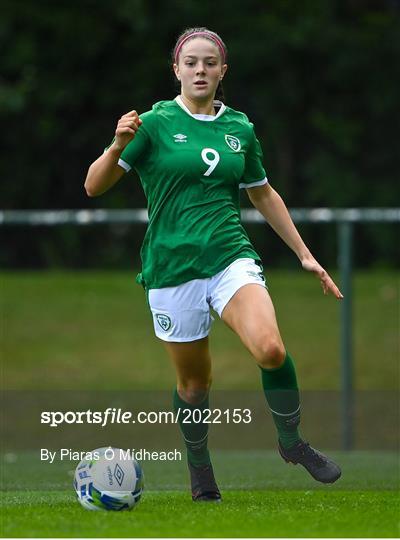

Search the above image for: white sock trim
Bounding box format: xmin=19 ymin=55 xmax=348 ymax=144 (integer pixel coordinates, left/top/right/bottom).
xmin=269 ymin=405 xmax=300 ymax=417
xmin=183 ymin=433 xmax=209 ymax=445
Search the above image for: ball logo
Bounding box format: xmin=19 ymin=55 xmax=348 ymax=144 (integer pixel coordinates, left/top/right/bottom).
xmin=156 ymin=313 xmax=172 ymax=331
xmin=113 ymin=463 xmax=125 ymax=486
xmin=225 ymin=134 xmax=241 ymax=152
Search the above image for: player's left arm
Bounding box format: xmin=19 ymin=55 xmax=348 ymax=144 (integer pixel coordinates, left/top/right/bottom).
xmin=246 ymin=183 xmax=343 ymax=299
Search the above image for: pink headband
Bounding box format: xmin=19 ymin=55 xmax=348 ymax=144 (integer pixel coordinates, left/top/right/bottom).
xmin=174 ymin=31 xmax=226 ymax=63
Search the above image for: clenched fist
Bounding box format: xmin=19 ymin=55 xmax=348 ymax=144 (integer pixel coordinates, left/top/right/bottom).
xmin=114 ymin=110 xmax=142 ymax=151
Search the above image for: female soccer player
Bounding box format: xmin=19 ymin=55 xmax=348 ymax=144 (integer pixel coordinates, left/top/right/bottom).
xmin=85 ymin=27 xmax=342 ymax=502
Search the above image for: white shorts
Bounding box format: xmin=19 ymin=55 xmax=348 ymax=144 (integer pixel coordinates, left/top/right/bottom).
xmin=148 ymin=258 xmax=266 ymax=342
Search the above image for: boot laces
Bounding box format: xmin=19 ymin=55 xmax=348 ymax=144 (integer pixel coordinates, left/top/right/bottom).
xmin=302 ymin=442 xmax=327 ymax=466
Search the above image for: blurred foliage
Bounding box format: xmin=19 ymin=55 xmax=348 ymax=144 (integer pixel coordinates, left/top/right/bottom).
xmin=1 ymin=0 xmax=399 ymax=268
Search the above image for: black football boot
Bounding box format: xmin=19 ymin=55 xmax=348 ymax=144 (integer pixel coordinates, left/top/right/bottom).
xmin=188 ymin=462 xmax=222 ymax=502
xmin=279 ymin=439 xmax=341 ymax=484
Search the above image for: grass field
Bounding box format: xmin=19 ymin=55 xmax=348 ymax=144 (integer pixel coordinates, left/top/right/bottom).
xmin=2 ymin=270 xmax=399 ymax=537
xmin=1 ymin=451 xmax=399 ymax=537
xmin=2 ymin=270 xmax=398 ymax=391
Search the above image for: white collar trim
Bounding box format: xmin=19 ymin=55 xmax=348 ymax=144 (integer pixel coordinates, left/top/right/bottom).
xmin=175 ymin=95 xmax=226 ymax=121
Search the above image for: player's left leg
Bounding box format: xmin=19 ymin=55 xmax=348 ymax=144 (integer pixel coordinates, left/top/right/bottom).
xmin=220 ymin=282 xmax=341 ymax=484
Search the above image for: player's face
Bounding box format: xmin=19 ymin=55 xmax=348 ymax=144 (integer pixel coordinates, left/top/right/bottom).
xmin=174 ymin=38 xmax=227 ymax=103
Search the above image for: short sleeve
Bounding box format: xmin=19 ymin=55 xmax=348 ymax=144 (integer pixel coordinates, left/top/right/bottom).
xmin=239 ymin=124 xmax=268 ymax=189
xmin=105 ymin=109 xmax=157 ymax=173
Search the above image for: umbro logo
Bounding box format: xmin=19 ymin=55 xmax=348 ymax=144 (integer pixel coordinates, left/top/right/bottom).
xmin=173 ymin=133 xmax=187 ymax=143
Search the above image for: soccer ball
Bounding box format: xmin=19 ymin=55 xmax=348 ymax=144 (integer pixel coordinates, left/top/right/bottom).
xmin=73 ymin=447 xmax=144 ymax=511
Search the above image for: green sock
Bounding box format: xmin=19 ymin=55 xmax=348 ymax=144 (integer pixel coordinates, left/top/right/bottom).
xmin=173 ymin=389 xmax=211 ymax=467
xmin=260 ymin=352 xmax=302 ymax=449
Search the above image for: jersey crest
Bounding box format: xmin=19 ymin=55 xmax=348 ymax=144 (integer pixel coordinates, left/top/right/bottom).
xmin=225 ymin=134 xmax=241 ymax=152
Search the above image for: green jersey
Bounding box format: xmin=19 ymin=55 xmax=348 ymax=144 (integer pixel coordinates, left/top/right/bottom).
xmin=116 ymin=97 xmax=268 ymax=289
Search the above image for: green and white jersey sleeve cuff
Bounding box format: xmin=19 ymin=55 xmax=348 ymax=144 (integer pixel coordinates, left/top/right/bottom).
xmin=118 ymin=158 xmax=131 ymax=172
xmin=239 ymin=177 xmax=268 ymax=189
xmin=103 ymin=146 xmax=133 ymax=173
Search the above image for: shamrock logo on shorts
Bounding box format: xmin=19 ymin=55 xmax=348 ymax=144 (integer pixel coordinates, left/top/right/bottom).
xmin=156 ymin=314 xmax=172 ymax=331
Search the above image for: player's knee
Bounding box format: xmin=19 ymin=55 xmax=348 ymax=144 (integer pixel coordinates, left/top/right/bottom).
xmin=178 ymin=379 xmax=211 ymax=405
xmin=255 ymin=339 xmax=285 ymax=369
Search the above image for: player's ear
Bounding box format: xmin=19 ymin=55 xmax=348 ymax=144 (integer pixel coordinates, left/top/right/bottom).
xmin=220 ymin=64 xmax=228 ymax=79
xmin=173 ymin=63 xmax=181 ymax=81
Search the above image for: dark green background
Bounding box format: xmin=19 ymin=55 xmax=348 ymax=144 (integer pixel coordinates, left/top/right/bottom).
xmin=1 ymin=0 xmax=399 ymax=268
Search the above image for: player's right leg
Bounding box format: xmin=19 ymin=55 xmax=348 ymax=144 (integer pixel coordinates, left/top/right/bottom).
xmin=163 ymin=338 xmax=221 ymax=502
xmin=147 ymin=280 xmax=221 ymax=501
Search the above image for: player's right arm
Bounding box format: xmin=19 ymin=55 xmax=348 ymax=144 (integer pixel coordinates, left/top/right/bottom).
xmin=84 ymin=111 xmax=142 ymax=197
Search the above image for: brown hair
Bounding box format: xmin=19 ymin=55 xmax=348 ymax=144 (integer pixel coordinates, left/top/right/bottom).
xmin=172 ymin=27 xmax=227 ymax=102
